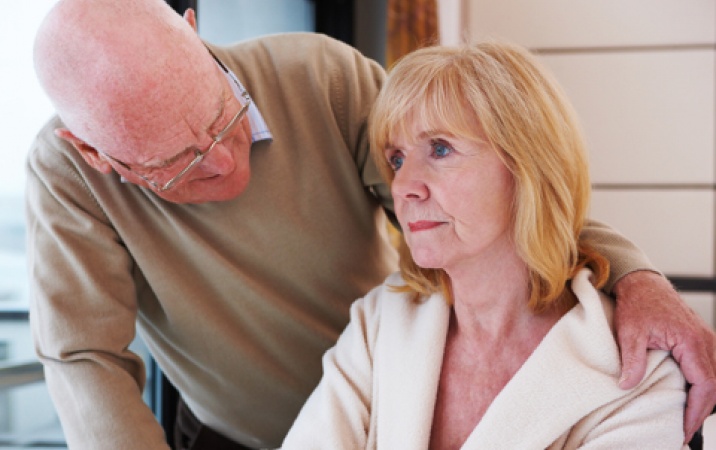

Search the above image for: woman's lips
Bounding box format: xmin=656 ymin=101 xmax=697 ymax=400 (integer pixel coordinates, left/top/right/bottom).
xmin=408 ymin=220 xmax=444 ymax=232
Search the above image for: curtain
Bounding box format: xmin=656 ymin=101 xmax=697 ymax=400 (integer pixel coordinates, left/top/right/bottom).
xmin=386 ymin=0 xmax=439 ymax=67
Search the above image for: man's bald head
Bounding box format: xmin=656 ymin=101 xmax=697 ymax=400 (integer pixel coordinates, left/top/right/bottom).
xmin=34 ymin=0 xmax=220 ymax=155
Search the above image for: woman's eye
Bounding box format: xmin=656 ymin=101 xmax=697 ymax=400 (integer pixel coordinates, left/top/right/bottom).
xmin=388 ymin=153 xmax=404 ymax=171
xmin=432 ymin=141 xmax=452 ymax=158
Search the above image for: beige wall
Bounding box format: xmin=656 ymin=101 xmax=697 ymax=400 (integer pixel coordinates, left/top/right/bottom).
xmin=439 ymin=0 xmax=716 ymax=327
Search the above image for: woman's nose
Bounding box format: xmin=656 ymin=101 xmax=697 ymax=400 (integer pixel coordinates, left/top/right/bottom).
xmin=391 ymin=162 xmax=429 ymax=201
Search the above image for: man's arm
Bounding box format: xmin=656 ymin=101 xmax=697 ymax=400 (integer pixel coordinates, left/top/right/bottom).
xmin=581 ymin=219 xmax=659 ymax=291
xmin=612 ymin=271 xmax=716 ymax=443
xmin=583 ymin=219 xmax=716 ymax=442
xmin=26 ymin=125 xmax=169 ymax=450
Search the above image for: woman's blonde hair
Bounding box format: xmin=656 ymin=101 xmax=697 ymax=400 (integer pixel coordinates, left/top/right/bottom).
xmin=369 ymin=41 xmax=609 ymax=312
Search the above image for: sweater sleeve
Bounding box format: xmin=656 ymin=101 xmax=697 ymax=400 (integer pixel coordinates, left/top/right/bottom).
xmin=581 ymin=219 xmax=659 ymax=292
xmin=280 ymin=291 xmax=381 ymax=450
xmin=25 ymin=122 xmax=169 ymax=450
xmin=321 ymin=36 xmax=397 ymax=227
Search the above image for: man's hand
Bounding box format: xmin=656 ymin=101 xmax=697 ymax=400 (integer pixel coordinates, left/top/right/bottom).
xmin=613 ymin=270 xmax=716 ymax=443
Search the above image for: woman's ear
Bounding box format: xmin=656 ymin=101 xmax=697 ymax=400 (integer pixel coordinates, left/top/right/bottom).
xmin=55 ymin=128 xmax=113 ymax=174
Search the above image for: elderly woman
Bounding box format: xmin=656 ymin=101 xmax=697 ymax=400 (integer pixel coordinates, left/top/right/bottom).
xmin=281 ymin=41 xmax=687 ymax=449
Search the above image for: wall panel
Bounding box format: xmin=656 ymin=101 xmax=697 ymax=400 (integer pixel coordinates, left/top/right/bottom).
xmin=538 ymin=50 xmax=715 ymax=185
xmin=466 ymin=0 xmax=716 ymax=48
xmin=590 ymin=189 xmax=714 ymax=276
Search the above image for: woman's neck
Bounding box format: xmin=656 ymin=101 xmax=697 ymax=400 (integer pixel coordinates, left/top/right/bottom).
xmin=445 ymin=247 xmax=563 ymax=343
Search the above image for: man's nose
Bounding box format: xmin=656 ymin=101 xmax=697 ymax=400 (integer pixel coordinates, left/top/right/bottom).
xmin=195 ymin=142 xmax=235 ymax=176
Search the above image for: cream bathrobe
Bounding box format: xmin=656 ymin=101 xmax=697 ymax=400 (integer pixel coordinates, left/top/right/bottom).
xmin=281 ymin=269 xmax=687 ymax=449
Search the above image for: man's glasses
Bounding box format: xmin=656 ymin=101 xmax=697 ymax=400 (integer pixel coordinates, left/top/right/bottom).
xmin=99 ymin=55 xmax=252 ymax=193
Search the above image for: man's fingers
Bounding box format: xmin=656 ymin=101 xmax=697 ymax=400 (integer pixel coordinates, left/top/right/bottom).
xmin=617 ymin=331 xmax=649 ymax=389
xmin=683 ymin=382 xmax=716 ymax=443
xmin=671 ymin=330 xmax=716 ymax=439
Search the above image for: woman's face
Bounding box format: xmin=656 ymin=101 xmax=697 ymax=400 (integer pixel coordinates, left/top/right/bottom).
xmin=386 ymin=119 xmax=516 ymax=274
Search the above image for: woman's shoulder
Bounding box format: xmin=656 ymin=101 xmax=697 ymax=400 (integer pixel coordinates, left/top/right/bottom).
xmin=569 ymin=268 xmax=616 ymax=331
xmin=568 ymin=268 xmax=684 ymax=386
xmin=355 ymin=272 xmax=447 ymax=322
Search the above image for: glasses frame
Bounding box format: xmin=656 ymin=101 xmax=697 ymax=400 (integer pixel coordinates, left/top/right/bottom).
xmin=100 ymin=72 xmax=252 ymax=192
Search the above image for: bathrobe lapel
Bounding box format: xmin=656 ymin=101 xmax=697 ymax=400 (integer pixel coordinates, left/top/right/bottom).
xmin=374 ymin=290 xmax=450 ymax=449
xmin=462 ymin=270 xmax=626 ymax=449
xmin=374 ymin=270 xmax=631 ymax=449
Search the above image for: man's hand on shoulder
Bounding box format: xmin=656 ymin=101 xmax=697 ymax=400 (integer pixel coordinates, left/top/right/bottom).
xmin=612 ymin=270 xmax=716 ymax=443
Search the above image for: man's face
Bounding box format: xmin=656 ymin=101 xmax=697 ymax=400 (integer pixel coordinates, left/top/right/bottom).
xmin=79 ymin=60 xmax=254 ymax=204
xmin=42 ymin=3 xmax=256 ymax=204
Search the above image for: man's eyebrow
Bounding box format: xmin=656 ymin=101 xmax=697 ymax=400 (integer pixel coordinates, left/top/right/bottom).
xmin=140 ymin=89 xmax=229 ymax=170
xmin=143 ymin=147 xmax=195 ymax=170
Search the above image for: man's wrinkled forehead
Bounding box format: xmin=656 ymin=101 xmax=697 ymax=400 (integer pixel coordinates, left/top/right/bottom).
xmin=34 ymin=0 xmax=209 ymax=109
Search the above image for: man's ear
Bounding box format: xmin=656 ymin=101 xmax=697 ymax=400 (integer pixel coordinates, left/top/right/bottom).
xmin=183 ymin=8 xmax=198 ymax=32
xmin=55 ymin=128 xmax=114 ymax=174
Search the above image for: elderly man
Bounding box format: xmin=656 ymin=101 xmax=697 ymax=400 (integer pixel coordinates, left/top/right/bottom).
xmin=28 ymin=0 xmax=715 ymax=449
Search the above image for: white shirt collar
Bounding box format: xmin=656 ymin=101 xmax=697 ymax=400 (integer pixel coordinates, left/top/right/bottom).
xmin=215 ymin=60 xmax=273 ymax=143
